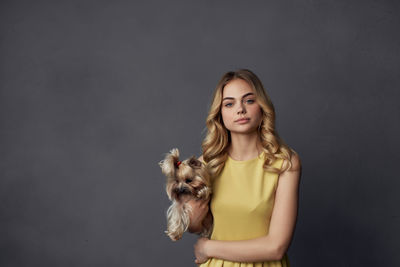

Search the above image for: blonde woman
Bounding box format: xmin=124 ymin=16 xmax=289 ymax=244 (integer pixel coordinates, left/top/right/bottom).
xmin=188 ymin=69 xmax=301 ymax=266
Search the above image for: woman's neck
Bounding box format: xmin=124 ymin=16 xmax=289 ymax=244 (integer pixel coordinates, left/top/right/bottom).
xmin=227 ymin=131 xmax=262 ymax=161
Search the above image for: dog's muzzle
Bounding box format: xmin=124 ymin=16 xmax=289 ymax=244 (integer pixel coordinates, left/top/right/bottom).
xmin=175 ymin=187 xmax=191 ymax=195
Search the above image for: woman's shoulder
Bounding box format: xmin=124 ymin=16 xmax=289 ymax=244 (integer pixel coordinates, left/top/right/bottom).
xmin=282 ymin=149 xmax=301 ymax=172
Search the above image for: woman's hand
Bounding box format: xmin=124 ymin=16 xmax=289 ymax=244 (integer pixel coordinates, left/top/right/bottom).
xmin=194 ymin=237 xmax=210 ymax=264
xmin=184 ymin=197 xmax=209 ymax=233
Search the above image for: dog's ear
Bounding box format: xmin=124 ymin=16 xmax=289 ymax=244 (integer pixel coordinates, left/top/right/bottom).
xmin=188 ymin=156 xmax=202 ymax=168
xmin=159 ymin=148 xmax=180 ymax=177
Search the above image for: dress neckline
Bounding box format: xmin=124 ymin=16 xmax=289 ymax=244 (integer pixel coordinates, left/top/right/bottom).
xmin=227 ymin=151 xmax=265 ymax=164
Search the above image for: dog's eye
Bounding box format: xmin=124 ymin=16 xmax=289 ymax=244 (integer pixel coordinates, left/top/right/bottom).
xmin=185 ymin=178 xmax=192 ymax=183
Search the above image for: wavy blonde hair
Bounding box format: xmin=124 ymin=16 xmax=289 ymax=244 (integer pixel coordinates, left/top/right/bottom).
xmin=201 ymin=69 xmax=296 ymax=177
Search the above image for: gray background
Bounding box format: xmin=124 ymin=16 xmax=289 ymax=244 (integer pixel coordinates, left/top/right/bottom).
xmin=1 ymin=0 xmax=399 ymax=266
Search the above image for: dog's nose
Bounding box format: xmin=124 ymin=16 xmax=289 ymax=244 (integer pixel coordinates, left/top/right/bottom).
xmin=178 ymin=187 xmax=186 ymax=194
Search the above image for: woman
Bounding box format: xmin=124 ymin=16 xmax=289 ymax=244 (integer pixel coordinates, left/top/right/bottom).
xmin=188 ymin=69 xmax=301 ymax=266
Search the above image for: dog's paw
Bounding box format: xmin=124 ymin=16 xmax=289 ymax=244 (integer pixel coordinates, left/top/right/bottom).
xmin=196 ymin=187 xmax=211 ymax=199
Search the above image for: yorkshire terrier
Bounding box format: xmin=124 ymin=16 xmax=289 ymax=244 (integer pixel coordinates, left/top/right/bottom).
xmin=159 ymin=148 xmax=213 ymax=241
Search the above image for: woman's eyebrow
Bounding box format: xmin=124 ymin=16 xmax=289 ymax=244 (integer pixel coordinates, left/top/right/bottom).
xmin=222 ymin=92 xmax=254 ymax=101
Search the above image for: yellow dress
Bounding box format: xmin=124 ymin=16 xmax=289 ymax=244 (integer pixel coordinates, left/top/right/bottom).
xmin=200 ymin=152 xmax=289 ymax=267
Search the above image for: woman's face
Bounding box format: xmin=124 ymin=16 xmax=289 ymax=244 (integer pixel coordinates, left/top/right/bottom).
xmin=220 ymin=79 xmax=263 ymax=135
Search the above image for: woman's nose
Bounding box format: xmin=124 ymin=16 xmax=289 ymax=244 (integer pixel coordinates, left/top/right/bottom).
xmin=237 ymin=102 xmax=246 ymax=114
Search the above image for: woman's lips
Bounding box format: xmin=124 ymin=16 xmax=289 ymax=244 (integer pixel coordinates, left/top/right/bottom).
xmin=235 ymin=118 xmax=250 ymax=124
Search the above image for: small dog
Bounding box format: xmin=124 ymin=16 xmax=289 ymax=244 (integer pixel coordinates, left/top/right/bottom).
xmin=159 ymin=148 xmax=213 ymax=241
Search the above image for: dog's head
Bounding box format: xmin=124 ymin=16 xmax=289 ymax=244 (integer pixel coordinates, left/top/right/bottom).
xmin=159 ymin=148 xmax=210 ymax=201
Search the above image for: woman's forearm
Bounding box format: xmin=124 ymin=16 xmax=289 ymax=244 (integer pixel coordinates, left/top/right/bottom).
xmin=205 ymin=235 xmax=284 ymax=262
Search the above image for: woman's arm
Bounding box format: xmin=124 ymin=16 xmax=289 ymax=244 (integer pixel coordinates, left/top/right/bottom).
xmin=185 ymin=155 xmax=209 ymax=233
xmin=194 ymin=153 xmax=301 ymax=264
xmin=186 ymin=197 xmax=209 ymax=233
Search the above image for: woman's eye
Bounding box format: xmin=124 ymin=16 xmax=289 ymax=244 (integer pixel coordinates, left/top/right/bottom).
xmin=224 ymin=103 xmax=233 ymax=107
xmin=245 ymin=99 xmax=255 ymax=104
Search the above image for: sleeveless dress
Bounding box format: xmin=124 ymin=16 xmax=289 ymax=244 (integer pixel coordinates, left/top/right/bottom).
xmin=199 ymin=152 xmax=289 ymax=267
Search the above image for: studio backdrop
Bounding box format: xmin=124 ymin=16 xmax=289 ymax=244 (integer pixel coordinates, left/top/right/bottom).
xmin=1 ymin=0 xmax=399 ymax=266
